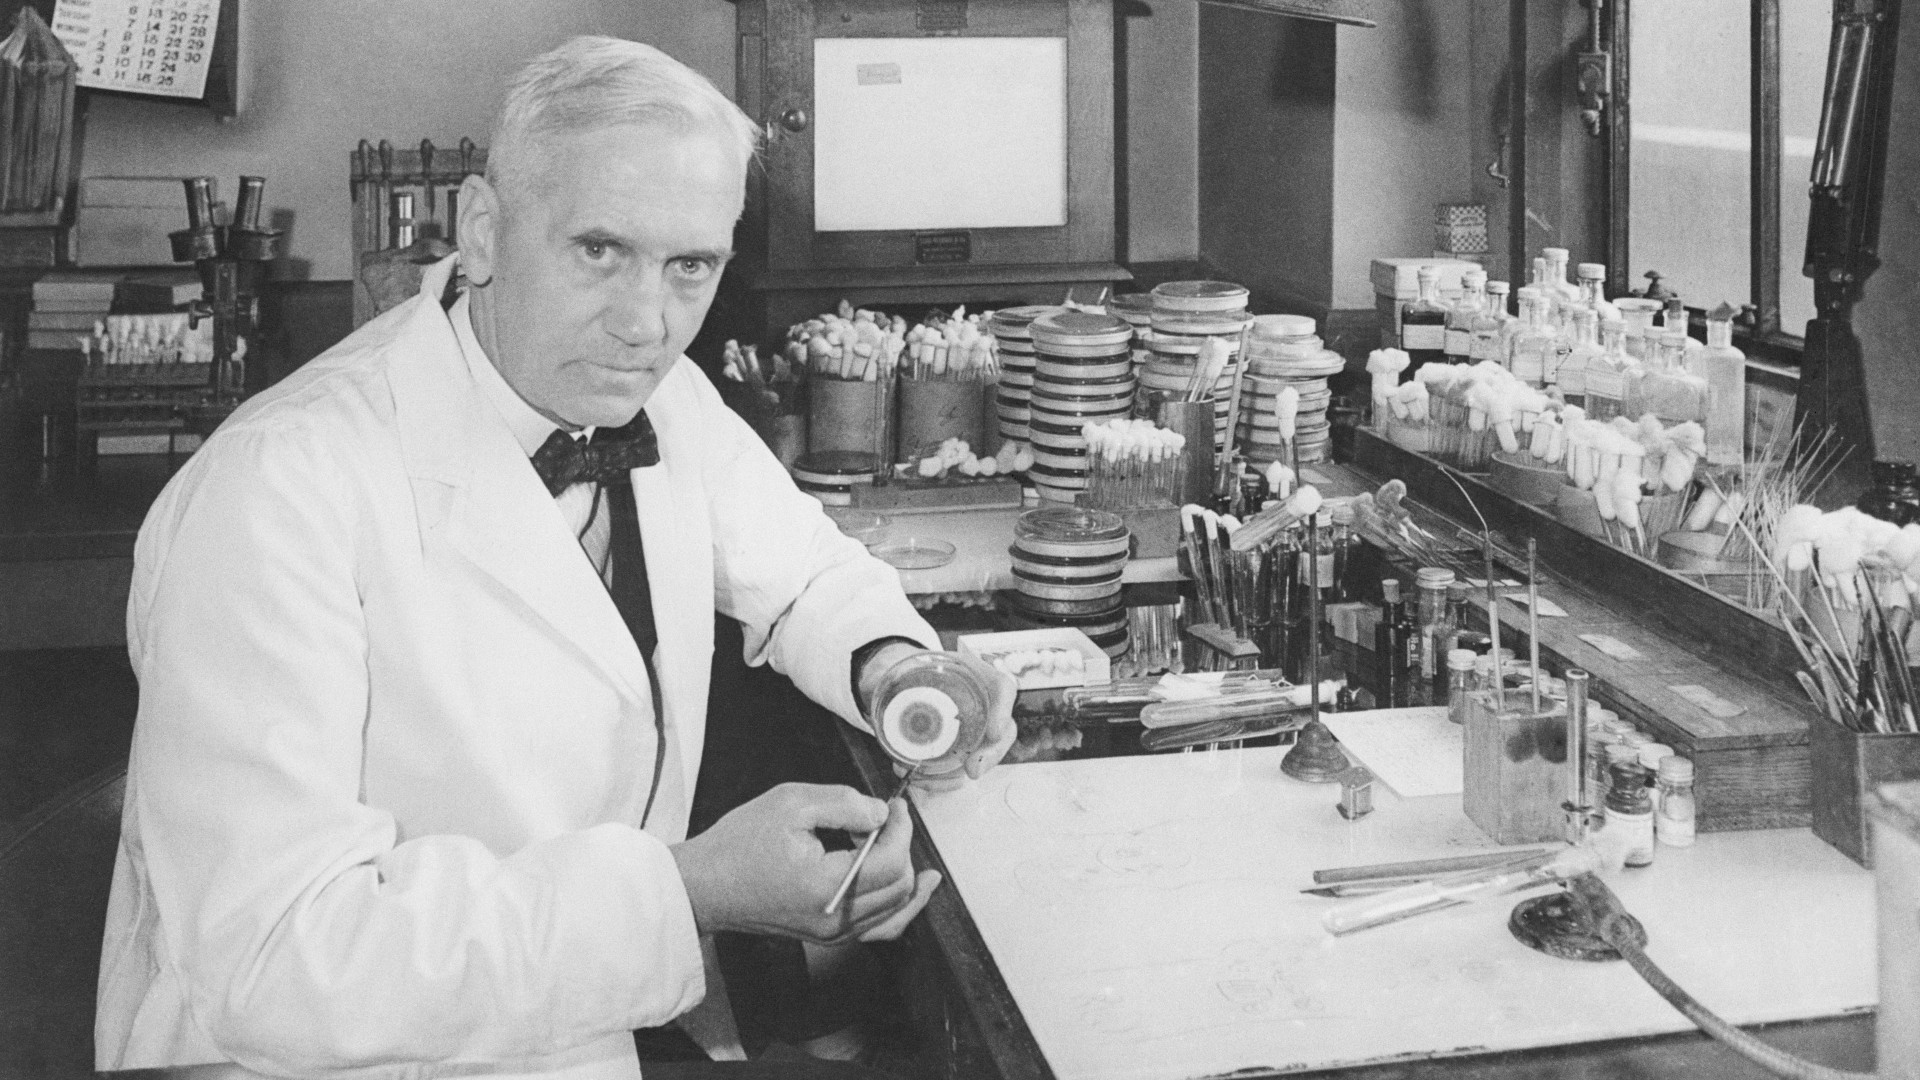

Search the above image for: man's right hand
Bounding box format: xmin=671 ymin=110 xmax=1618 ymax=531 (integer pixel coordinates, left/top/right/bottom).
xmin=670 ymin=782 xmax=940 ymax=945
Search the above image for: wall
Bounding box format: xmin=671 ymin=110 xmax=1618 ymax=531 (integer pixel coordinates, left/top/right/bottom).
xmin=69 ymin=0 xmax=1203 ymax=282
xmin=72 ymin=1 xmax=739 ymax=281
xmin=1328 ymin=0 xmax=1475 ymax=310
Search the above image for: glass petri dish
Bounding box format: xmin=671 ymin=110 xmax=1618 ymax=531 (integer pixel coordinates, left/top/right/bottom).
xmin=824 ymin=507 xmax=891 ymax=548
xmin=872 ymin=537 xmax=957 ymax=570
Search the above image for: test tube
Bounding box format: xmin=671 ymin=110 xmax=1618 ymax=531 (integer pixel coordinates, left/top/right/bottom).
xmin=1565 ymin=669 xmax=1591 ymax=841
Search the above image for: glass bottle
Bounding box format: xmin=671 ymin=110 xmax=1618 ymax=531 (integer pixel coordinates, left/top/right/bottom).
xmin=1655 ymin=756 xmax=1697 ymax=847
xmin=1328 ymin=500 xmax=1365 ymax=602
xmin=1375 ymin=578 xmax=1410 ymax=670
xmin=1541 ymin=248 xmax=1582 ymax=328
xmin=1575 ymin=262 xmax=1620 ymax=325
xmin=1439 ymin=583 xmax=1472 ymax=657
xmin=1691 ymin=303 xmax=1747 ymax=466
xmin=1399 ymin=264 xmax=1450 ymax=373
xmin=1445 ymin=648 xmax=1476 ymax=723
xmin=1629 ymin=332 xmax=1706 ymax=427
xmin=1603 ymin=761 xmax=1656 ymax=867
xmin=1664 ymin=297 xmax=1704 ymax=364
xmin=1551 ymin=308 xmax=1602 ymax=402
xmin=1615 ymin=298 xmax=1663 ymax=360
xmin=1506 ymin=287 xmax=1558 ymax=387
xmin=1445 ymin=269 xmax=1487 ymax=364
xmin=1856 ymin=460 xmax=1920 ymax=526
xmin=1412 ymin=567 xmax=1456 ymax=680
xmin=1470 ymin=280 xmax=1515 ymax=364
xmin=1528 ymin=255 xmax=1548 ymax=292
xmin=1581 ymin=317 xmax=1634 ymax=421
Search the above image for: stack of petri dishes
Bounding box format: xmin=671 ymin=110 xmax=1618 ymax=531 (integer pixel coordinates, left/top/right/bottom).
xmin=1138 ymin=281 xmax=1252 ymax=456
xmin=1007 ymin=506 xmax=1132 ymax=659
xmin=1236 ymin=314 xmax=1343 ymax=465
xmin=1107 ymin=292 xmax=1155 ymax=377
xmin=1026 ymin=310 xmax=1137 ymax=504
xmin=790 ymin=451 xmax=874 ymax=506
xmin=987 ymin=306 xmax=1058 ymax=451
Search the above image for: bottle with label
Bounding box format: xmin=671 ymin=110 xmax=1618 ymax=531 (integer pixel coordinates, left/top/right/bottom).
xmin=1627 ymin=331 xmax=1706 ymax=427
xmin=1470 ymin=280 xmax=1515 ymax=364
xmin=1541 ymin=248 xmax=1583 ymax=329
xmin=1691 ymin=303 xmax=1747 ymax=466
xmin=1551 ymin=308 xmax=1602 ymax=403
xmin=1444 ymin=269 xmax=1487 ymax=364
xmin=1663 ymin=297 xmax=1705 ymax=364
xmin=1604 ymin=760 xmax=1657 ymax=867
xmin=1580 ymin=317 xmax=1633 ymax=421
xmin=1439 ymin=583 xmax=1473 ymax=657
xmin=1506 ymin=287 xmax=1558 ymax=387
xmin=1400 ymin=265 xmax=1450 ymax=372
xmin=1857 ymin=459 xmax=1920 ymax=526
xmin=1575 ymin=262 xmax=1620 ymax=325
xmin=1654 ymin=755 xmax=1697 ymax=847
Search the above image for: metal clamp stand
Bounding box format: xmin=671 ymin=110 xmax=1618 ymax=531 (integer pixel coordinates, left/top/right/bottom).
xmin=171 ymin=175 xmax=283 ymax=434
xmin=1282 ymin=512 xmax=1349 ymax=782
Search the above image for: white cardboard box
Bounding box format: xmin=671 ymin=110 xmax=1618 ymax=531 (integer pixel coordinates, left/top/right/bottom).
xmin=955 ymin=627 xmax=1109 ymax=690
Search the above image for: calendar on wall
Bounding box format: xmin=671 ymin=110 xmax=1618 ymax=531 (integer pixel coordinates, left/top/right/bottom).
xmin=50 ymin=0 xmax=221 ymax=100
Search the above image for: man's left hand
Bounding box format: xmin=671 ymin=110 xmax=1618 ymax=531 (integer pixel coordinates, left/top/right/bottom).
xmin=858 ymin=643 xmax=1017 ymax=788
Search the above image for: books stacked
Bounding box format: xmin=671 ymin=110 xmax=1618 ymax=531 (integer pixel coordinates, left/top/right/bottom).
xmin=28 ymin=271 xmax=116 ymax=351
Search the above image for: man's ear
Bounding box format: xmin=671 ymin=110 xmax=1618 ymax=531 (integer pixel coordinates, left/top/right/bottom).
xmin=458 ymin=173 xmax=500 ymax=287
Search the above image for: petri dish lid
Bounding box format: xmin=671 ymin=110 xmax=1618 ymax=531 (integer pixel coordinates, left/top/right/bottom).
xmin=1015 ymin=505 xmax=1128 ymax=546
xmin=871 ymin=537 xmax=957 ymax=570
xmin=1150 ymin=280 xmax=1251 ymax=312
xmin=1108 ymin=292 xmax=1155 ymax=319
xmin=1030 ymin=310 xmax=1134 ymax=348
xmin=988 ymin=305 xmax=1066 ymax=339
xmin=1248 ymin=313 xmax=1318 ymax=341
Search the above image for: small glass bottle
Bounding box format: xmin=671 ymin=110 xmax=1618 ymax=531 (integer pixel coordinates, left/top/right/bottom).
xmin=869 ymin=652 xmax=992 ymax=778
xmin=1580 ymin=317 xmax=1633 ymax=421
xmin=1400 ymin=265 xmax=1450 ymax=372
xmin=1412 ymin=567 xmax=1457 ymax=680
xmin=1375 ymin=578 xmax=1410 ymax=673
xmin=1445 ymin=269 xmax=1487 ymax=364
xmin=1446 ymin=648 xmax=1477 ymax=723
xmin=1470 ymin=280 xmax=1515 ymax=364
xmin=1604 ymin=761 xmax=1656 ymax=867
xmin=1691 ymin=303 xmax=1746 ymax=466
xmin=1438 ymin=583 xmax=1472 ymax=657
xmin=1551 ymin=308 xmax=1603 ymax=402
xmin=1328 ymin=500 xmax=1364 ymax=602
xmin=1857 ymin=460 xmax=1920 ymax=526
xmin=1541 ymin=248 xmax=1583 ymax=329
xmin=1663 ymin=297 xmax=1705 ymax=365
xmin=1655 ymin=755 xmax=1697 ymax=847
xmin=1575 ymin=262 xmax=1620 ymax=325
xmin=1506 ymin=287 xmax=1558 ymax=387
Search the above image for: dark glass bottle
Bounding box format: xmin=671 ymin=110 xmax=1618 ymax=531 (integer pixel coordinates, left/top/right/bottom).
xmin=1375 ymin=579 xmax=1409 ymax=674
xmin=1857 ymin=459 xmax=1920 ymax=526
xmin=1399 ymin=265 xmax=1449 ymax=373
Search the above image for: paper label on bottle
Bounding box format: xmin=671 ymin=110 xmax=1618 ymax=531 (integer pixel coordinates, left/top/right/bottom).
xmin=1401 ymin=323 xmax=1446 ymax=351
xmin=1299 ymin=551 xmax=1335 ymax=588
xmin=1445 ymin=328 xmax=1472 ymax=356
xmin=1470 ymin=332 xmax=1500 ymax=363
xmin=1586 ymin=369 xmax=1626 ymax=400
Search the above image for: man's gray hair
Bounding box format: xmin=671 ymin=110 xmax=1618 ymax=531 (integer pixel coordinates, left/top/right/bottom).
xmin=488 ymin=36 xmax=760 ymax=203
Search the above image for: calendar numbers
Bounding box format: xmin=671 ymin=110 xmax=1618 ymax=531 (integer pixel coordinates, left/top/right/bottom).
xmin=52 ymin=0 xmax=218 ymax=99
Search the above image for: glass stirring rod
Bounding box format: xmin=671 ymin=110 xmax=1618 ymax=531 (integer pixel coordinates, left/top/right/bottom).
xmin=824 ymin=765 xmax=919 ymax=916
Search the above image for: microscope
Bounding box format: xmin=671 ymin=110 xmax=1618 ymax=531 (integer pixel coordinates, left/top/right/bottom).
xmin=169 ymin=175 xmax=282 ymax=432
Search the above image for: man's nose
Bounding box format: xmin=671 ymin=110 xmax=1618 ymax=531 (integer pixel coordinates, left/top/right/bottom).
xmin=606 ymin=271 xmax=669 ymax=348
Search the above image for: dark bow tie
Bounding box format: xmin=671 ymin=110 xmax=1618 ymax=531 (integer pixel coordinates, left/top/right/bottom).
xmin=529 ymin=412 xmax=659 ymax=495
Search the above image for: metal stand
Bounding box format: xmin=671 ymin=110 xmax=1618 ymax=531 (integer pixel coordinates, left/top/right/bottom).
xmin=170 ymin=176 xmax=283 ymax=433
xmin=1283 ymin=513 xmax=1349 ymax=782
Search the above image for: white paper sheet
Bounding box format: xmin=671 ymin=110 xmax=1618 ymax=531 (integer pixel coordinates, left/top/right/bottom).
xmin=812 ymin=37 xmax=1067 ymax=232
xmin=54 ymin=0 xmax=219 ymax=99
xmin=1320 ymin=706 xmax=1463 ymax=798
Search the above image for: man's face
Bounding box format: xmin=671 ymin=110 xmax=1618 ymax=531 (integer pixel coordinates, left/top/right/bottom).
xmin=464 ymin=121 xmax=743 ymax=429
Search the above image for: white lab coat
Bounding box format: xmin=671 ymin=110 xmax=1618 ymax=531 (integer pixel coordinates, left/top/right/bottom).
xmin=95 ymin=256 xmax=938 ymax=1079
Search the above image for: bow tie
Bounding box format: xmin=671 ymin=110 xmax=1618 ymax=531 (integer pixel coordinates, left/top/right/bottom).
xmin=529 ymin=412 xmax=659 ymax=495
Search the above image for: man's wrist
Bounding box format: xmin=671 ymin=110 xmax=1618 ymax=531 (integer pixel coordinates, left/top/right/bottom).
xmin=851 ymin=636 xmax=926 ymax=719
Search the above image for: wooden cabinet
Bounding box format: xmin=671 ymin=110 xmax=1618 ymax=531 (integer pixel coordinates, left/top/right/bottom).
xmin=729 ymin=0 xmax=1129 ymax=338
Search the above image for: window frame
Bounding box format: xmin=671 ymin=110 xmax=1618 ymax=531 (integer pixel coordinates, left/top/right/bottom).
xmin=1606 ymin=0 xmax=1808 ymax=365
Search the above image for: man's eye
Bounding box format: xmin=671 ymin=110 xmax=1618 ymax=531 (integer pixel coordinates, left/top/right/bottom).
xmin=582 ymin=240 xmax=611 ymax=260
xmin=676 ymin=258 xmax=716 ymax=280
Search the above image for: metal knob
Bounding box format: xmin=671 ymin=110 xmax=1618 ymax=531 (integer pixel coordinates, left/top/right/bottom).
xmin=778 ymin=107 xmax=809 ymax=133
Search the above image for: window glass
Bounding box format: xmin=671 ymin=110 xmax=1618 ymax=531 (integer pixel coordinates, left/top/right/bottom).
xmin=1629 ymin=1 xmax=1750 ymax=312
xmin=1779 ymin=1 xmax=1832 ymax=334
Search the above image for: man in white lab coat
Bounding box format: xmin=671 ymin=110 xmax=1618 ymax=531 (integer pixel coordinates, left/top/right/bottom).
xmin=95 ymin=36 xmax=1014 ymax=1080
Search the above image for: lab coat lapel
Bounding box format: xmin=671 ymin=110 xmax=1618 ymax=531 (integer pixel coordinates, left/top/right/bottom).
xmin=628 ymin=450 xmax=707 ymax=832
xmin=386 ymin=258 xmax=651 ymax=712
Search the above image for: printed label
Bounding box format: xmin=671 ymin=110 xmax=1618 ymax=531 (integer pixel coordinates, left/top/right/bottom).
xmin=1445 ymin=329 xmax=1472 ymax=356
xmin=856 ymin=63 xmax=903 ymax=85
xmin=1401 ymin=323 xmax=1446 ymax=351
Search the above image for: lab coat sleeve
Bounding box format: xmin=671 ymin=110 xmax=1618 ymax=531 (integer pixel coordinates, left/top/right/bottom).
xmin=696 ymin=379 xmax=939 ymax=728
xmin=123 ymin=419 xmax=703 ymax=1076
